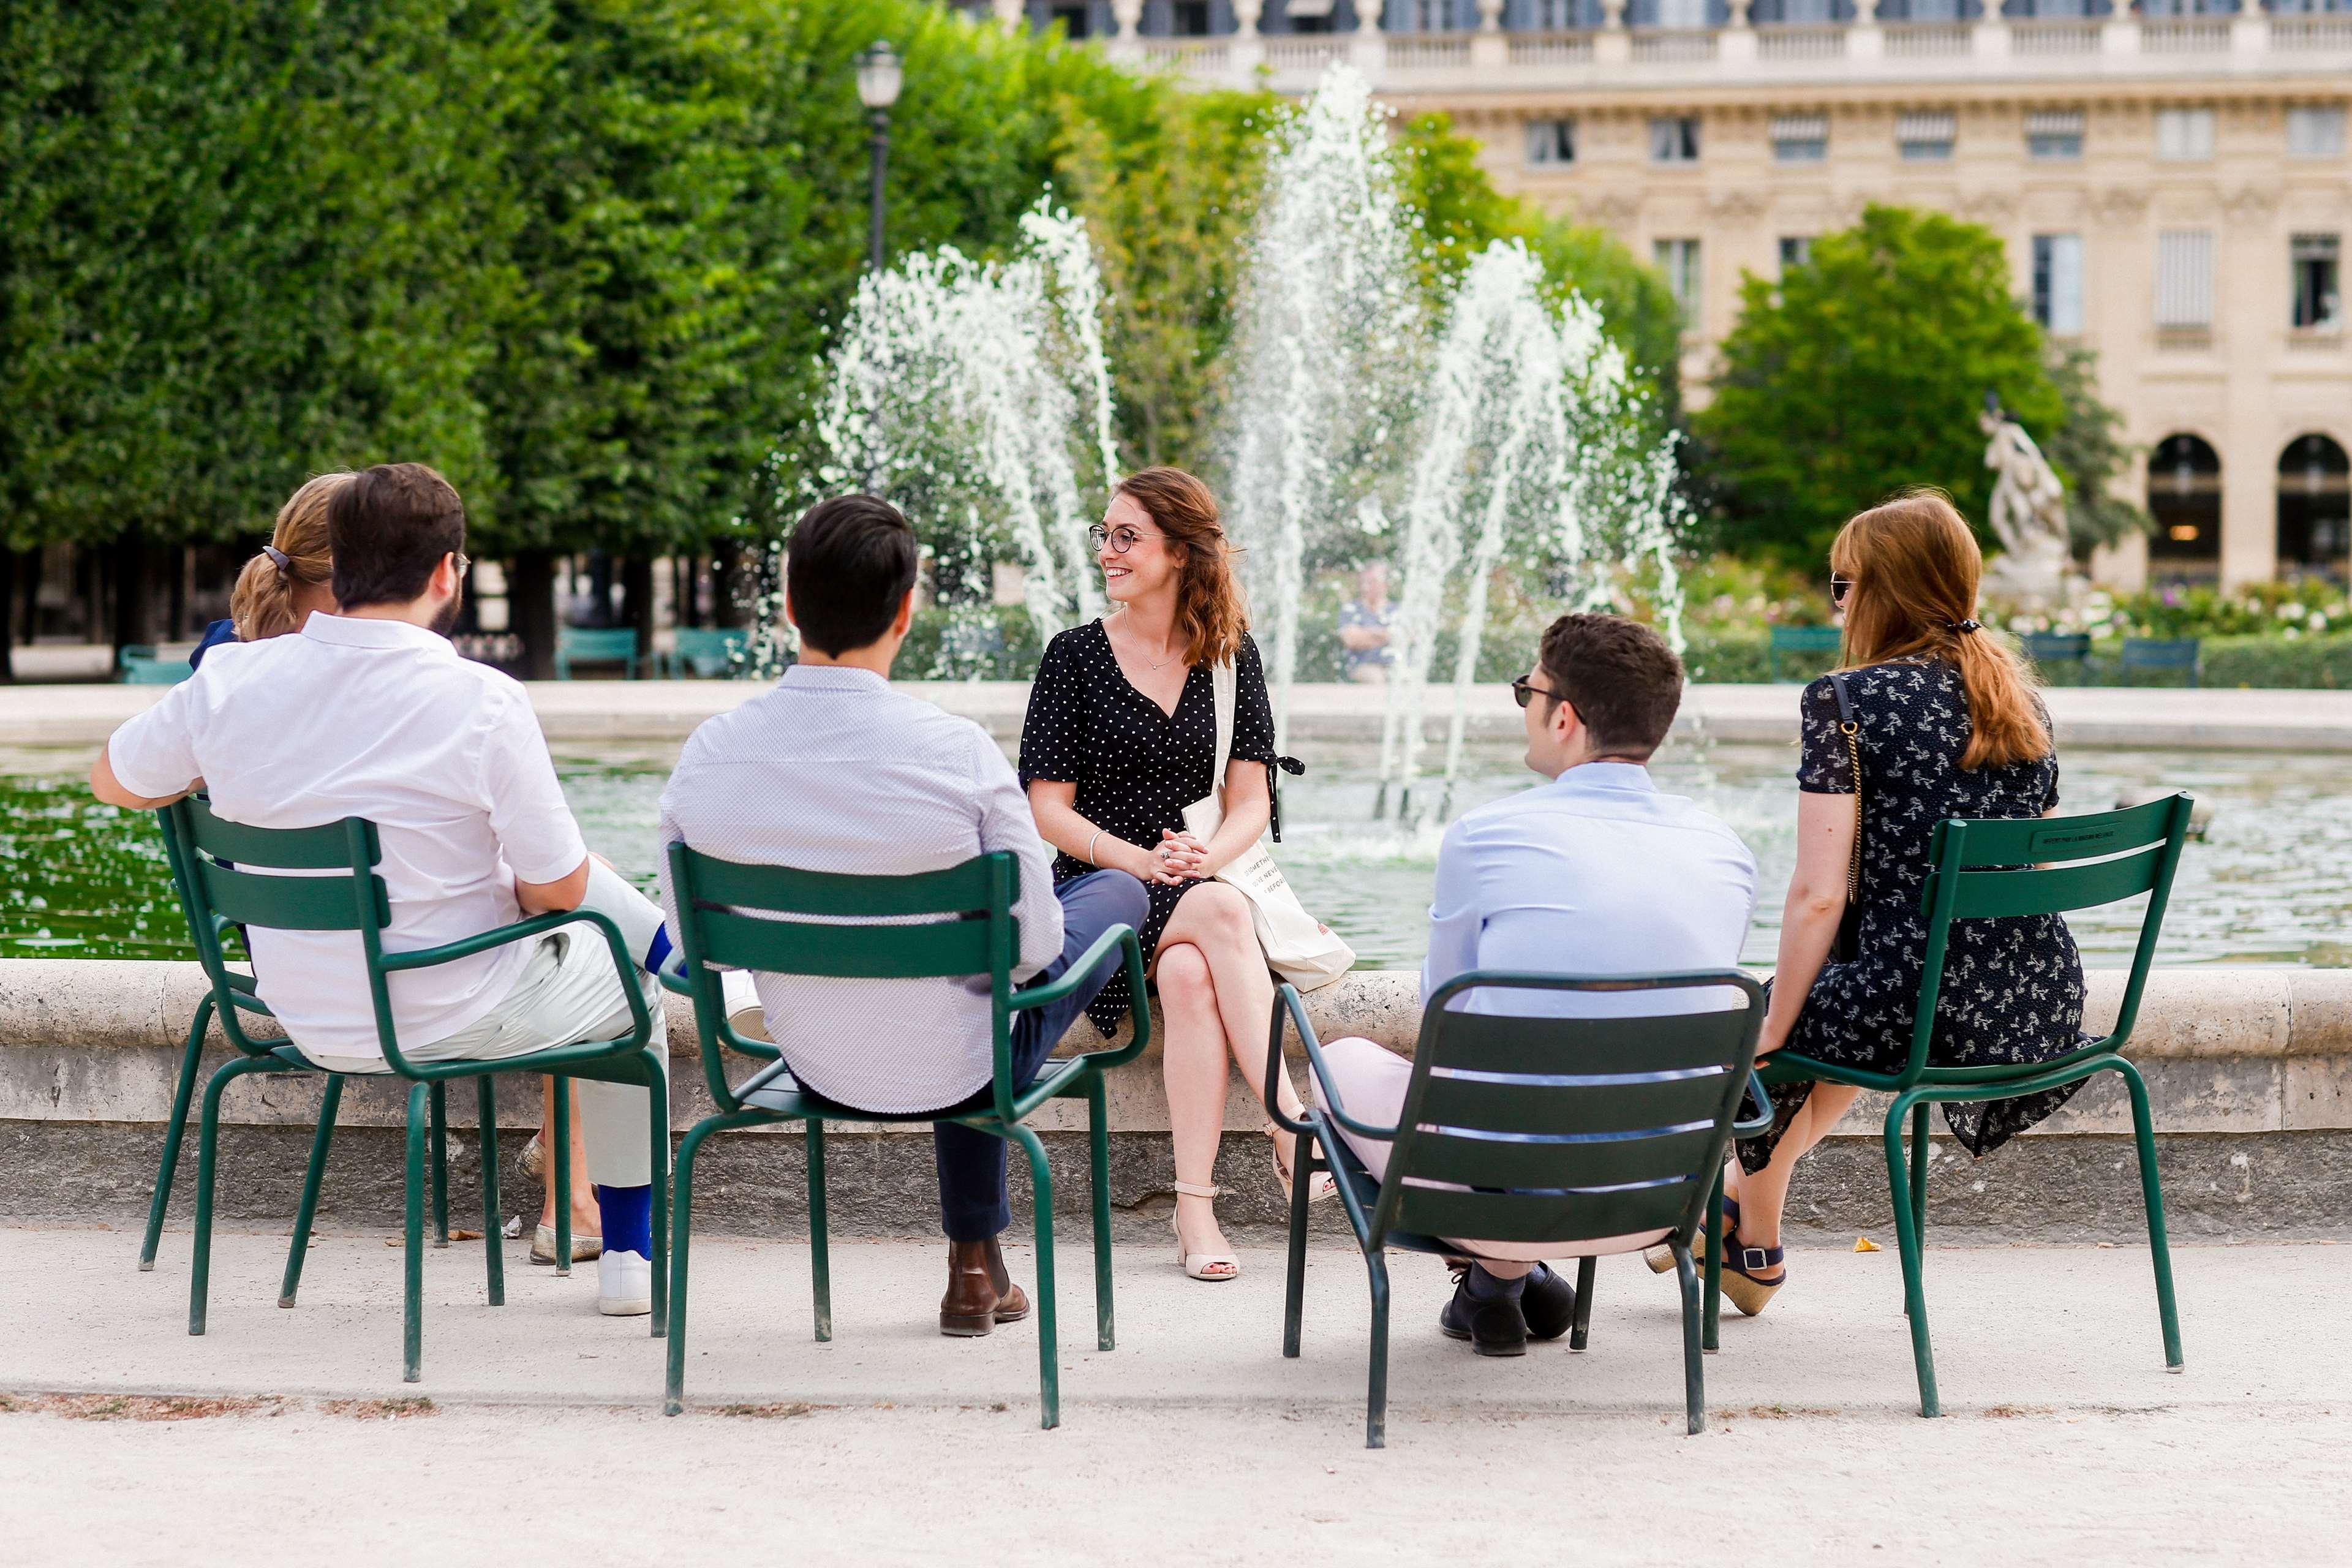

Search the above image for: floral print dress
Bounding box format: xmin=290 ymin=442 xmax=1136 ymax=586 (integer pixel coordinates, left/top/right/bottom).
xmin=1739 ymin=656 xmax=2089 ymax=1169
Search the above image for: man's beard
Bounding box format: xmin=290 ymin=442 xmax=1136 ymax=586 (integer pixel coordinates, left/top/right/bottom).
xmin=429 ymin=584 xmax=464 ymax=638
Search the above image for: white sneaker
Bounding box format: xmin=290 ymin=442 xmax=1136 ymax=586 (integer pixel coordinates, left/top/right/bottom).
xmin=720 ymin=970 xmax=767 ymax=1040
xmin=598 ymin=1249 xmax=652 ymax=1317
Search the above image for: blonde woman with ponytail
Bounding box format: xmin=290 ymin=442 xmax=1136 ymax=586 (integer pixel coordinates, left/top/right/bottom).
xmin=1679 ymin=490 xmax=2089 ymax=1316
xmin=189 ymin=472 xmax=350 ymax=668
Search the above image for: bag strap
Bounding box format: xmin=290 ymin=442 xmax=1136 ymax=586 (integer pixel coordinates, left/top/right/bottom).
xmin=1826 ymin=671 xmax=1864 ymax=907
xmin=1210 ymin=657 xmax=1236 ymax=791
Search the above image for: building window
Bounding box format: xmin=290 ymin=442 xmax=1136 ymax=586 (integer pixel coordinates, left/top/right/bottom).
xmin=1656 ymin=0 xmax=1708 ymax=24
xmin=2032 ymin=234 xmax=2086 ymax=337
xmin=2293 ymin=234 xmax=2343 ymax=331
xmin=1171 ymin=0 xmax=1212 ymax=34
xmin=1649 ymin=116 xmax=1701 ymax=165
xmin=1525 ymin=119 xmax=1576 ymax=168
xmin=2026 ymin=110 xmax=2086 ymax=162
xmin=1655 ymin=239 xmax=1703 ymax=330
xmin=1049 ymin=4 xmax=1092 ymax=39
xmin=2148 ymin=433 xmax=2222 ymax=567
xmin=1897 ymin=111 xmax=1956 ymax=163
xmin=1404 ymin=0 xmax=1447 ymax=29
xmin=2288 ymin=106 xmax=2348 ymax=159
xmin=2155 ymin=230 xmax=2215 ymax=331
xmin=1778 ymin=236 xmax=1814 ymax=274
xmin=1528 ymin=0 xmax=1581 ymax=26
xmin=2156 ymin=107 xmax=2216 ymax=163
xmin=1770 ymin=113 xmax=1828 ymax=164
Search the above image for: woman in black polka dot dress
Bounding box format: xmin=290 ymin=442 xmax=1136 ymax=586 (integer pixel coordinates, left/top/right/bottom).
xmin=1022 ymin=467 xmax=1328 ymax=1283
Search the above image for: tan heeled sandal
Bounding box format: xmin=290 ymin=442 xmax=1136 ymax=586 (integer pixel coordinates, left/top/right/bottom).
xmin=1268 ymin=1124 xmax=1336 ymax=1205
xmin=1170 ymin=1180 xmax=1240 ymax=1281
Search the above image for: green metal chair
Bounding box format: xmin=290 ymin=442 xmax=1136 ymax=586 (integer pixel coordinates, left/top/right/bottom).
xmin=1267 ymin=970 xmax=1770 ymax=1447
xmin=120 ymin=645 xmax=192 ymax=685
xmin=156 ymin=794 xmax=666 ymax=1382
xmin=2116 ymin=636 xmax=2201 ymax=688
xmin=554 ymin=625 xmax=641 ymax=680
xmin=1767 ymin=624 xmax=1843 ymax=682
xmin=2021 ymin=631 xmax=2092 ymax=682
xmin=1758 ymin=794 xmax=2195 ymax=1417
xmin=663 ymin=626 xmax=746 ymax=679
xmin=660 ymin=844 xmax=1148 ymax=1428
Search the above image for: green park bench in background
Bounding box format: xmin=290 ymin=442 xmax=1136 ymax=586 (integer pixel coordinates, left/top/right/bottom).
xmin=1767 ymin=624 xmax=1844 ymax=683
xmin=658 ymin=845 xmax=1149 ymax=1429
xmin=119 ymin=646 xmax=193 ymax=686
xmin=2022 ymin=631 xmax=2092 ymax=681
xmin=554 ymin=625 xmax=641 ymax=680
xmin=2116 ymin=636 xmax=2202 ymax=688
xmin=662 ymin=626 xmax=747 ymax=679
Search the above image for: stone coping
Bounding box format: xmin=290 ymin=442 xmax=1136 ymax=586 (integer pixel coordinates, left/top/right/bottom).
xmin=10 ymin=679 xmax=2352 ymax=751
xmin=5 ymin=960 xmax=2346 ymax=1140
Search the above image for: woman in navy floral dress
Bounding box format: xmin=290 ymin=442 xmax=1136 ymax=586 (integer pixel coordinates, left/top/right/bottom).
xmin=1710 ymin=492 xmax=2088 ymax=1314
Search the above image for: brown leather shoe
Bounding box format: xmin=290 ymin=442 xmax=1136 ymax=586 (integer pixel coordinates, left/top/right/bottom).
xmin=941 ymin=1240 xmax=1000 ymax=1336
xmin=984 ymin=1237 xmax=1028 ymax=1324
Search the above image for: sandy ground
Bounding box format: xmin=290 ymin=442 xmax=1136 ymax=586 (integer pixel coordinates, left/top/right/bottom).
xmin=2 ymin=1224 xmax=2343 ymax=1566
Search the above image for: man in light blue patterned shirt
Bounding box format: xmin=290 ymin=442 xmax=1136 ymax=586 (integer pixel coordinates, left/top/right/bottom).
xmin=1313 ymin=614 xmax=1757 ymax=1356
xmin=658 ymin=497 xmax=1147 ymax=1337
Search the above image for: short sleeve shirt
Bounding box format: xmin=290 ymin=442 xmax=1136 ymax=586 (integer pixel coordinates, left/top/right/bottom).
xmin=107 ymin=614 xmax=586 ymax=1059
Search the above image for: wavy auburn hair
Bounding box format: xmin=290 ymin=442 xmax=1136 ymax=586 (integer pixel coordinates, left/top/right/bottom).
xmin=1115 ymin=467 xmax=1248 ymax=669
xmin=1833 ymin=488 xmax=2049 ymax=771
xmin=230 ymin=472 xmax=350 ymax=641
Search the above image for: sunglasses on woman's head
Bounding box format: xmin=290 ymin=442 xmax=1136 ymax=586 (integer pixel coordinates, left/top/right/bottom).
xmin=1088 ymin=524 xmax=1158 ymax=555
xmin=1510 ymin=675 xmax=1561 ymax=710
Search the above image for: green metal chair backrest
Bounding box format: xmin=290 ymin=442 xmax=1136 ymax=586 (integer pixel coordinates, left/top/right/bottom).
xmin=1366 ymin=971 xmax=1766 ymax=1256
xmin=2023 ymin=631 xmax=2091 ymax=665
xmin=158 ymin=796 xmax=390 ymax=1061
xmin=123 ymin=655 xmax=193 ymax=686
xmin=560 ymin=627 xmax=639 ymax=662
xmin=665 ymin=843 xmax=1022 ymax=1117
xmin=118 ymin=645 xmax=158 ymax=669
xmin=673 ymin=627 xmax=745 ymax=677
xmin=2119 ymin=637 xmax=2199 ymax=679
xmin=1768 ymin=625 xmax=1843 ymax=682
xmin=1907 ymin=794 xmax=2195 ymax=1084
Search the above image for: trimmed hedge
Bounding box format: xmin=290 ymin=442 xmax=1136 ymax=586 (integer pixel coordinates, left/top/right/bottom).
xmin=1685 ymin=630 xmax=2352 ymax=688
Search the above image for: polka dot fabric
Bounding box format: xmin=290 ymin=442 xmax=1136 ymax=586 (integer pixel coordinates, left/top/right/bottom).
xmin=1019 ymin=619 xmax=1277 ymax=1034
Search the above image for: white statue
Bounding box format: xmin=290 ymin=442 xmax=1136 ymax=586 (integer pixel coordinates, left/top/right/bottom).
xmin=1978 ymin=399 xmax=2075 ymax=608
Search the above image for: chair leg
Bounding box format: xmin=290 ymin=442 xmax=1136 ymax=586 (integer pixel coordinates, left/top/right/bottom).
xmin=429 ymin=1082 xmax=450 ymax=1248
xmin=142 ymin=995 xmax=213 ymax=1270
xmin=1007 ymin=1124 xmax=1060 ymax=1431
xmin=1364 ymin=1250 xmax=1392 ymax=1450
xmin=805 ymin=1120 xmax=832 ymax=1343
xmin=477 ymin=1076 xmax=503 ymax=1307
xmin=403 ymin=1082 xmax=429 ymax=1383
xmin=1885 ymin=1095 xmax=1940 ymax=1417
xmin=1087 ymin=1076 xmax=1115 ymax=1352
xmin=552 ymin=1074 xmax=573 ymax=1276
xmin=646 ymin=1052 xmax=670 ymax=1338
xmin=1281 ymin=1124 xmax=1315 ymax=1360
xmin=2117 ymin=1061 xmax=2185 ymax=1371
xmin=1673 ymin=1241 xmax=1706 ymax=1435
xmin=666 ymin=1115 xmax=727 ymax=1416
xmin=1702 ymin=1174 xmax=1725 ymax=1352
xmin=1909 ymin=1099 xmax=1931 ymax=1250
xmin=279 ymin=1074 xmax=344 ymax=1307
xmin=189 ymin=1055 xmax=275 ymax=1336
xmin=1571 ymin=1255 xmax=1597 ymax=1352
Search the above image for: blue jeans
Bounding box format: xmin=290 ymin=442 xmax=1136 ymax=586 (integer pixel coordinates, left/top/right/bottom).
xmin=931 ymin=870 xmax=1148 ymax=1242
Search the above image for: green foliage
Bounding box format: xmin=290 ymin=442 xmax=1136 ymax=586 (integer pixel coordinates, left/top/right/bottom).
xmin=2042 ymin=343 xmax=2150 ymax=559
xmin=1695 ymin=204 xmax=2067 ymax=565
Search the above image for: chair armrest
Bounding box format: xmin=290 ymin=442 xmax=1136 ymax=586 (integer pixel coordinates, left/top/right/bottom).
xmin=1732 ymin=1069 xmax=1774 ymax=1139
xmin=1264 ymin=983 xmax=1399 ymax=1144
xmin=376 ymin=905 xmax=653 ymax=1057
xmin=1006 ymin=923 xmax=1151 ymax=1070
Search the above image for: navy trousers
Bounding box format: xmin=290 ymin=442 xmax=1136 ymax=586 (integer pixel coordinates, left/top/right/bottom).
xmin=932 ymin=870 xmax=1148 ymax=1242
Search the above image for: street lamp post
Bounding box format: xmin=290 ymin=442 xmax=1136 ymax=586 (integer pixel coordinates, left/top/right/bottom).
xmin=856 ymin=41 xmax=903 ymax=272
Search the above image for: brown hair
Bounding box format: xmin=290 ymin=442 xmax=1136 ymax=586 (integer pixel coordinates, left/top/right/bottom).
xmin=230 ymin=472 xmax=350 ymax=641
xmin=1833 ymin=488 xmax=2049 ymax=770
xmin=329 ymin=462 xmax=466 ymax=609
xmin=1114 ymin=467 xmax=1248 ymax=668
xmin=1537 ymin=612 xmax=1686 ymax=760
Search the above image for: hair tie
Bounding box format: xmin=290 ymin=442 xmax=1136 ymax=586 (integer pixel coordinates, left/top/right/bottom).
xmin=263 ymin=545 xmax=292 ymax=574
xmin=1948 ymin=619 xmax=1981 ymax=635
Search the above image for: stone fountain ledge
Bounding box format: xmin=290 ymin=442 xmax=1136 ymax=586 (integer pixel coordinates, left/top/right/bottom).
xmin=4 ymin=959 xmax=2348 ymax=1242
xmin=9 ymin=680 xmax=2352 ymax=752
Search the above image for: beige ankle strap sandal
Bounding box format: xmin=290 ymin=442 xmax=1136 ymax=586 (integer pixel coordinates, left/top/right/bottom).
xmin=1170 ymin=1180 xmax=1239 ymax=1282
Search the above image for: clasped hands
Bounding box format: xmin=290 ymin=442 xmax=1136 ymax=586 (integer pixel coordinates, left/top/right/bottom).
xmin=1132 ymin=827 xmax=1210 ymax=887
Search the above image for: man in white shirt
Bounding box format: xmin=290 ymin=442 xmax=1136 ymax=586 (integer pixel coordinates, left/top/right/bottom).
xmin=658 ymin=496 xmax=1147 ymax=1337
xmin=1313 ymin=614 xmax=1758 ymax=1355
xmin=94 ymin=462 xmax=670 ymax=1316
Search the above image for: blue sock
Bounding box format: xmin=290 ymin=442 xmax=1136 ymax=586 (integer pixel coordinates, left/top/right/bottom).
xmin=595 ymin=1183 xmax=653 ymax=1257
xmin=641 ymin=925 xmax=675 ymax=979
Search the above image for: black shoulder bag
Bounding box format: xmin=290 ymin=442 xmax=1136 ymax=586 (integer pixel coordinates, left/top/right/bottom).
xmin=1827 ymin=671 xmax=1866 ymax=964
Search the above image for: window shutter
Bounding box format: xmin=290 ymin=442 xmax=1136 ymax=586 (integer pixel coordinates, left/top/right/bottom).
xmin=2155 ymin=231 xmax=2215 ymax=328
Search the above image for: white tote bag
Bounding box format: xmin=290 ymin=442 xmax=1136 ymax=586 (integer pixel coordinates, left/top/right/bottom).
xmin=1180 ymin=658 xmax=1357 ymax=991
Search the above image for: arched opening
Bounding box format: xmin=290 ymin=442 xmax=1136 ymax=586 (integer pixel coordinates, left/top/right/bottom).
xmin=2147 ymin=433 xmax=2222 ymax=578
xmin=2277 ymin=434 xmax=2352 ymax=581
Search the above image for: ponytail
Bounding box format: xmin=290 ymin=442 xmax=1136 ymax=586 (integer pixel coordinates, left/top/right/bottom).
xmin=230 ymin=472 xmax=348 ymax=641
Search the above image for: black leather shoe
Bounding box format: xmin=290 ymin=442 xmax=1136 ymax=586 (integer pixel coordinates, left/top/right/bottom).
xmin=1439 ymin=1270 xmax=1528 ymax=1357
xmin=1521 ymin=1263 xmax=1577 ymax=1342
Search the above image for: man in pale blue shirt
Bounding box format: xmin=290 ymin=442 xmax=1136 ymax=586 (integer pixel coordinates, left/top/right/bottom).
xmin=1313 ymin=613 xmax=1757 ymax=1355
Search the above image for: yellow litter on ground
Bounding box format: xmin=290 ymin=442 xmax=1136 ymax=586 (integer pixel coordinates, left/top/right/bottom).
xmin=1854 ymin=1237 xmax=1882 ymax=1253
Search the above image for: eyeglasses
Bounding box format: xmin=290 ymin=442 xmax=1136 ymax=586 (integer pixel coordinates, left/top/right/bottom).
xmin=1087 ymin=524 xmax=1161 ymax=556
xmin=453 ymin=551 xmax=472 ymax=578
xmin=1510 ymin=675 xmax=1562 ymax=710
xmin=1831 ymin=575 xmax=1855 ymax=605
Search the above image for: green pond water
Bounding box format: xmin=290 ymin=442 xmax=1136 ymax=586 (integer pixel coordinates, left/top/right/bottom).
xmin=0 ymin=739 xmax=2337 ymax=969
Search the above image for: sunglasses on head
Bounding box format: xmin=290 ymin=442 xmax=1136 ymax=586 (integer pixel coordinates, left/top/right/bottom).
xmin=1087 ymin=524 xmax=1159 ymax=556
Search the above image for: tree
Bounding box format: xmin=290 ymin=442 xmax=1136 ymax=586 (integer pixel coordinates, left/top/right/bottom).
xmin=2043 ymin=342 xmax=2151 ymax=561
xmin=1694 ymin=204 xmax=2067 ymax=564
